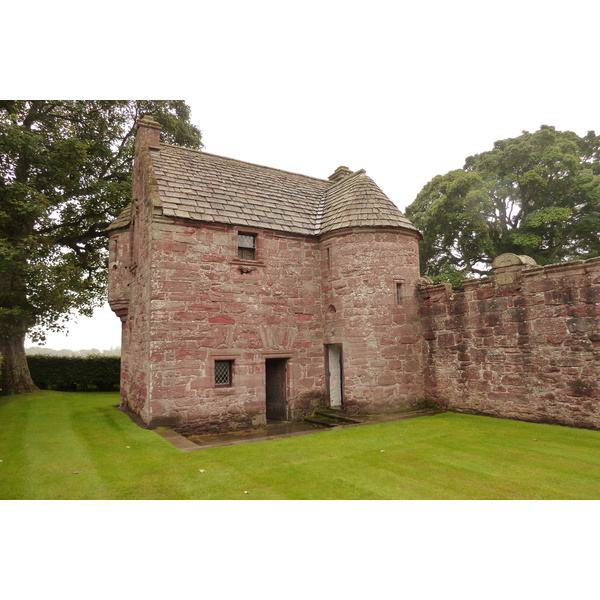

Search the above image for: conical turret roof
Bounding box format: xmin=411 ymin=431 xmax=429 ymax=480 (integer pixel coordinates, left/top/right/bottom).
xmin=318 ymin=169 xmax=417 ymax=234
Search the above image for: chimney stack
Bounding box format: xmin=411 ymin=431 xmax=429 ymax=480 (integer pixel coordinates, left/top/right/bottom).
xmin=328 ymin=166 xmax=352 ymax=183
xmin=135 ymin=115 xmax=162 ymax=151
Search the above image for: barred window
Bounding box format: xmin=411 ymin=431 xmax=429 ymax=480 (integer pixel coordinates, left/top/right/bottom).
xmin=215 ymin=360 xmax=233 ymax=387
xmin=238 ymin=233 xmax=256 ymax=260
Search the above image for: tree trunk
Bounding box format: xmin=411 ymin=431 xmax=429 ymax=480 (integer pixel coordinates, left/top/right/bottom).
xmin=0 ymin=328 xmax=37 ymax=395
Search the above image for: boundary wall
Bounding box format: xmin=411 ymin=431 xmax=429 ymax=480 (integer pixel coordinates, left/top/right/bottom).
xmin=419 ymin=254 xmax=600 ymax=429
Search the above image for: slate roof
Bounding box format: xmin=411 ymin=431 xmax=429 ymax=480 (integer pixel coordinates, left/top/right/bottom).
xmin=320 ymin=169 xmax=416 ymax=234
xmin=107 ymin=203 xmax=131 ymax=231
xmin=108 ymin=144 xmax=417 ymax=236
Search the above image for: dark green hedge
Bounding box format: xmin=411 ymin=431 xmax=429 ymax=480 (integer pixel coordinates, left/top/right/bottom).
xmin=27 ymin=355 xmax=121 ymax=391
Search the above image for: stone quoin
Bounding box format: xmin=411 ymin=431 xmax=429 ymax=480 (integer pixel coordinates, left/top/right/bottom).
xmin=107 ymin=117 xmax=600 ymax=432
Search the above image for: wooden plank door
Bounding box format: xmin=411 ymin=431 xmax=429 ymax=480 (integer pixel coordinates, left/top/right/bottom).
xmin=266 ymin=358 xmax=288 ymax=420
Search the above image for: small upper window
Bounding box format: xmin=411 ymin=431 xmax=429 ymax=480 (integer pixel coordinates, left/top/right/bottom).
xmin=238 ymin=233 xmax=256 ymax=260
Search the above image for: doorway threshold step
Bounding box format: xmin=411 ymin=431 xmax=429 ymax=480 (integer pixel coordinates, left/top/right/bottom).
xmin=303 ymin=417 xmax=340 ymax=428
xmin=314 ymin=410 xmax=361 ymax=424
xmin=303 ymin=411 xmax=362 ymax=428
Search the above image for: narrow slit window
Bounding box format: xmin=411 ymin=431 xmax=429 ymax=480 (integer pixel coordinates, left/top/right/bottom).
xmin=215 ymin=360 xmax=233 ymax=387
xmin=396 ymin=282 xmax=403 ymax=305
xmin=238 ymin=233 xmax=256 ymax=260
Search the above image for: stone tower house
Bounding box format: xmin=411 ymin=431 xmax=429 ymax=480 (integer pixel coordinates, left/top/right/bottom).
xmin=108 ymin=117 xmax=425 ymax=431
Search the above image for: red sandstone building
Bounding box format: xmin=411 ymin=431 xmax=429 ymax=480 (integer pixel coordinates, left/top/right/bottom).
xmin=108 ymin=117 xmax=425 ymax=430
xmin=108 ymin=117 xmax=600 ymax=432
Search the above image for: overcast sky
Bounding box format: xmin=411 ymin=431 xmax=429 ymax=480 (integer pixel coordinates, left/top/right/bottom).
xmin=7 ymin=0 xmax=598 ymax=588
xmin=16 ymin=0 xmax=600 ymax=351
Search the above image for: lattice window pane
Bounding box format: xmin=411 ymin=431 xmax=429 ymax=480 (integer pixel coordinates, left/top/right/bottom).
xmin=238 ymin=233 xmax=256 ymax=260
xmin=238 ymin=234 xmax=255 ymax=249
xmin=215 ymin=361 xmax=232 ymax=386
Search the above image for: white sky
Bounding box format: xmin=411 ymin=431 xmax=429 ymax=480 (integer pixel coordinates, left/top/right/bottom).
xmin=15 ymin=0 xmax=600 ymax=350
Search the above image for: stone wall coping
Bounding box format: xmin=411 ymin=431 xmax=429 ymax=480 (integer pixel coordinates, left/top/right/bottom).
xmin=462 ymin=277 xmax=494 ymax=289
xmin=418 ymin=256 xmax=600 ymax=296
xmin=417 ymin=282 xmax=452 ymax=299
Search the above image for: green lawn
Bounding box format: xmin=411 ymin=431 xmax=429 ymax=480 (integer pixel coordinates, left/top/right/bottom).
xmin=1 ymin=390 xmax=599 ymax=499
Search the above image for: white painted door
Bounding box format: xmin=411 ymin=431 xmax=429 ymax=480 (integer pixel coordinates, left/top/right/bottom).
xmin=328 ymin=345 xmax=343 ymax=408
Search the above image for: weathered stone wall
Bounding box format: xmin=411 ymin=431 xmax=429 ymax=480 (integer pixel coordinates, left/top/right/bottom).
xmin=144 ymin=219 xmax=328 ymax=431
xmin=110 ymin=119 xmax=600 ymax=433
xmin=113 ymin=210 xmax=425 ymax=430
xmin=108 ymin=130 xmax=160 ymax=422
xmin=107 ymin=227 xmax=131 ymax=403
xmin=420 ymin=256 xmax=600 ymax=429
xmin=322 ymin=228 xmax=424 ymax=413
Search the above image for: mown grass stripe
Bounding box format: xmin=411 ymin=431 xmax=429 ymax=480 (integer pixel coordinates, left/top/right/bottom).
xmin=1 ymin=392 xmax=600 ymax=499
xmin=20 ymin=392 xmax=111 ymax=499
xmin=0 ymin=393 xmax=32 ymax=499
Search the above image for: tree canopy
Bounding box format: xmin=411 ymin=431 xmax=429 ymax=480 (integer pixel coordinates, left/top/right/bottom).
xmin=405 ymin=126 xmax=600 ymax=285
xmin=0 ymin=101 xmax=202 ymax=394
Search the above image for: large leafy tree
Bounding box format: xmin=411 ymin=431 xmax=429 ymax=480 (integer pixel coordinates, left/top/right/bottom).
xmin=406 ymin=126 xmax=600 ymax=284
xmin=0 ymin=101 xmax=202 ymax=394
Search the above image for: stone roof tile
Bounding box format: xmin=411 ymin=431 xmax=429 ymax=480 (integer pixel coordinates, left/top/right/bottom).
xmin=319 ymin=170 xmax=416 ymax=234
xmin=106 ymin=203 xmax=131 ymax=231
xmin=151 ymin=145 xmax=328 ymax=236
xmin=110 ymin=144 xmax=418 ymax=237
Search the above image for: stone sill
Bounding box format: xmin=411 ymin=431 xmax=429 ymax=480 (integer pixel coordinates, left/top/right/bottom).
xmin=228 ymin=258 xmax=266 ymax=268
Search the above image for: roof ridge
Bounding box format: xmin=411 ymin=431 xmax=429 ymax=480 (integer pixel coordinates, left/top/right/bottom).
xmin=159 ymin=143 xmax=331 ymax=185
xmin=313 ymin=193 xmax=326 ymax=234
